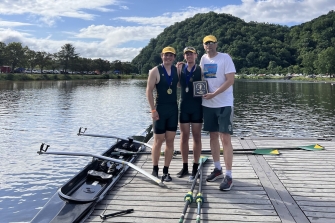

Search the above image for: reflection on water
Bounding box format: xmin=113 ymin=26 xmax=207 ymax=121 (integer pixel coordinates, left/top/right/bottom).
xmin=0 ymin=79 xmax=152 ymax=222
xmin=0 ymin=79 xmax=334 ymax=222
xmin=233 ymin=80 xmax=335 ymax=137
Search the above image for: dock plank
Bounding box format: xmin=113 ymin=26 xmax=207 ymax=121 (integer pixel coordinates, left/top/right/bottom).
xmin=83 ymin=136 xmax=335 ymax=223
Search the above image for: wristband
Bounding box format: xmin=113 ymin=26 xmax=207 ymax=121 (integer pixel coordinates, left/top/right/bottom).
xmin=151 ymin=109 xmax=156 ymax=113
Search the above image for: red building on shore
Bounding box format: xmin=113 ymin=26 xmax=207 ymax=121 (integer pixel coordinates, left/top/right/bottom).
xmin=0 ymin=66 xmax=11 ymax=73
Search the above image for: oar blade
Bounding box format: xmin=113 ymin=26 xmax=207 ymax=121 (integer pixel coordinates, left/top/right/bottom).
xmin=298 ymin=144 xmax=325 ymax=151
xmin=199 ymin=156 xmax=209 ymax=164
xmin=253 ymin=149 xmax=280 ymax=155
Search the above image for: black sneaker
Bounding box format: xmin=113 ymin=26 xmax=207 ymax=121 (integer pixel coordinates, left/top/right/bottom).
xmin=206 ymin=168 xmax=224 ymax=182
xmin=152 ymin=170 xmax=159 ymax=178
xmin=219 ymin=175 xmax=233 ymax=191
xmin=176 ymin=168 xmax=189 ymax=178
xmin=162 ymin=173 xmax=172 ymax=182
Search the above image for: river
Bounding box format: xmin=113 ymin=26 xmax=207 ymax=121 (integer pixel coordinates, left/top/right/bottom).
xmin=0 ymin=79 xmax=334 ymax=222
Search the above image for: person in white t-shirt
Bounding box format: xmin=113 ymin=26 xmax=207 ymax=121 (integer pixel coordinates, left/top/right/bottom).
xmin=200 ymin=35 xmax=236 ymax=191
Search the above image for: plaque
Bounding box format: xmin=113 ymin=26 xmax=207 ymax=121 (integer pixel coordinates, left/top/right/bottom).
xmin=193 ymin=81 xmax=208 ymax=97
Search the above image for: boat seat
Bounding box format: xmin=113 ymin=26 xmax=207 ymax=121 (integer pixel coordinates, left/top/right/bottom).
xmin=87 ymin=170 xmax=113 ymax=181
xmin=122 ymin=143 xmax=137 ymax=152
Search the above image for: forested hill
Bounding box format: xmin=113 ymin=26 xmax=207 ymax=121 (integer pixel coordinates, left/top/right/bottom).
xmin=132 ymin=10 xmax=335 ymax=75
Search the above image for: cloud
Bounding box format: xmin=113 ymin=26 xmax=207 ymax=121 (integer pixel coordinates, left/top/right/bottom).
xmin=223 ymin=0 xmax=335 ymax=24
xmin=0 ymin=0 xmax=119 ymax=25
xmin=0 ymin=25 xmax=161 ymax=62
xmin=115 ymin=10 xmax=200 ymax=26
xmin=120 ymin=5 xmax=129 ymax=10
xmin=0 ymin=20 xmax=33 ymax=28
xmin=116 ymin=0 xmax=335 ymax=26
xmin=0 ymin=29 xmax=31 ymax=44
xmin=75 ymin=25 xmax=163 ymax=41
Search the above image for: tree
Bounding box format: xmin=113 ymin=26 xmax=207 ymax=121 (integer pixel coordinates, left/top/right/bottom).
xmin=93 ymin=58 xmax=110 ymax=74
xmin=57 ymin=43 xmax=78 ymax=72
xmin=26 ymin=49 xmax=38 ymax=72
xmin=111 ymin=60 xmax=122 ymax=74
xmin=0 ymin=42 xmax=6 ymax=67
xmin=121 ymin=62 xmax=134 ymax=74
xmin=4 ymin=42 xmax=27 ymax=72
xmin=50 ymin=53 xmax=60 ymax=73
xmin=301 ymin=51 xmax=317 ymax=75
xmin=78 ymin=57 xmax=93 ymax=74
xmin=315 ymin=47 xmax=335 ymax=77
xmin=36 ymin=51 xmax=52 ymax=73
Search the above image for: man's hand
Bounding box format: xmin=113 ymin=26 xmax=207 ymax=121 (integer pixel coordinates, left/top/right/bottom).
xmin=176 ymin=61 xmax=185 ymax=68
xmin=203 ymin=93 xmax=215 ymax=100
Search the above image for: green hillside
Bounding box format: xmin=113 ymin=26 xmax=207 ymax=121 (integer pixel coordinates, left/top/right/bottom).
xmin=132 ymin=10 xmax=335 ymax=75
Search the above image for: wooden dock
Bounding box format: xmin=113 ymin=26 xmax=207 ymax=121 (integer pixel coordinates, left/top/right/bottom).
xmin=85 ymin=136 xmax=335 ymax=223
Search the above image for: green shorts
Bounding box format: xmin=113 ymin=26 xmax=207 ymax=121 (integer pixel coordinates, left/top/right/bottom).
xmin=203 ymin=106 xmax=233 ymax=134
xmin=153 ymin=103 xmax=178 ymax=134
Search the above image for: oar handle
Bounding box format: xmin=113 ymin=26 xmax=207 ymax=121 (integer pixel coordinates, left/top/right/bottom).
xmin=100 ymin=208 xmax=134 ymax=219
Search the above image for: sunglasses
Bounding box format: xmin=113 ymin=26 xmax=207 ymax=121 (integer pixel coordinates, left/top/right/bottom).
xmin=204 ymin=41 xmax=216 ymax=45
xmin=183 ymin=47 xmax=196 ymax=52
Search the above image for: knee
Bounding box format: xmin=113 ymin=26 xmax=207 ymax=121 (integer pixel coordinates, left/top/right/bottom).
xmin=220 ymin=134 xmax=231 ymax=146
xmin=165 ymin=139 xmax=175 ymax=148
xmin=154 ymin=138 xmax=165 ymax=147
xmin=181 ymin=134 xmax=189 ymax=142
xmin=210 ymin=132 xmax=219 ymax=141
xmin=193 ymin=135 xmax=201 ymax=144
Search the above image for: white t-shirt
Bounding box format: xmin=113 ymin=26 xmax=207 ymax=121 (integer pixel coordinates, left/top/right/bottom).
xmin=200 ymin=52 xmax=236 ymax=108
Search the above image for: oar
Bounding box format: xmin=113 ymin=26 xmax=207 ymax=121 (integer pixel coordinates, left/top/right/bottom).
xmin=200 ymin=149 xmax=280 ymax=155
xmin=77 ymin=127 xmax=153 ymax=149
xmin=37 ymin=145 xmax=165 ymax=187
xmin=201 ymin=144 xmax=324 ymax=154
xmin=111 ymin=149 xmax=280 ymax=156
xmin=179 ymin=156 xmax=208 ymax=223
xmin=111 ymin=144 xmax=323 ymax=157
xmin=195 ymin=156 xmax=207 ymax=223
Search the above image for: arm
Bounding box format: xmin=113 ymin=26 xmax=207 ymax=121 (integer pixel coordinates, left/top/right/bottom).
xmin=203 ymin=72 xmax=235 ymax=99
xmin=176 ymin=63 xmax=183 ymax=88
xmin=200 ymin=66 xmax=204 ymax=81
xmin=146 ymin=67 xmax=159 ymax=120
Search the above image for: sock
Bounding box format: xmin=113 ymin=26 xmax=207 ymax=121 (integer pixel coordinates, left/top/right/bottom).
xmin=214 ymin=161 xmax=222 ymax=170
xmin=153 ymin=165 xmax=158 ymax=173
xmin=183 ymin=163 xmax=188 ymax=170
xmin=225 ymin=170 xmax=232 ymax=178
xmin=192 ymin=163 xmax=199 ymax=175
xmin=163 ymin=166 xmax=169 ymax=174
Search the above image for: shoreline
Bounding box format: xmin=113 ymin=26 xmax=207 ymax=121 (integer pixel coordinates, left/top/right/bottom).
xmin=0 ymin=73 xmax=334 ymax=83
xmin=0 ymin=73 xmax=148 ymax=82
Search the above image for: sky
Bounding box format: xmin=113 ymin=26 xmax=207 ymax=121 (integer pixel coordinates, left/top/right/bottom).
xmin=0 ymin=0 xmax=334 ymax=62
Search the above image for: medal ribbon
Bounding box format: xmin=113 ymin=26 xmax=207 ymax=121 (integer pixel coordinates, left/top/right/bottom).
xmin=162 ymin=64 xmax=173 ymax=89
xmin=184 ymin=64 xmax=196 ymax=87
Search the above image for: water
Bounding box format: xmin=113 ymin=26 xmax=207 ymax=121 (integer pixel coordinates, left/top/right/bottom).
xmin=0 ymin=79 xmax=334 ymax=222
xmin=233 ymin=80 xmax=335 ymax=137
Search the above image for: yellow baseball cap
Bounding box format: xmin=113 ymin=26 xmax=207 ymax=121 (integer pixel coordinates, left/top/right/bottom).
xmin=162 ymin=46 xmax=176 ymax=55
xmin=203 ymin=35 xmax=217 ymax=43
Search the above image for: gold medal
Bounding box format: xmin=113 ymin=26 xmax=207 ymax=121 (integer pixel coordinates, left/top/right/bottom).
xmin=167 ymin=88 xmax=172 ymax=94
xmin=185 ymin=87 xmax=189 ymax=93
xmin=190 ymin=77 xmax=193 ymax=82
